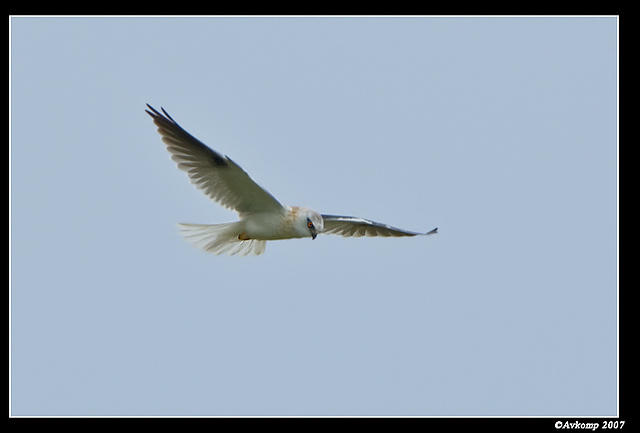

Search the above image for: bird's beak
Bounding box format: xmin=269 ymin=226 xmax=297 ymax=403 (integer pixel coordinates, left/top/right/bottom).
xmin=311 ymin=228 xmax=317 ymax=240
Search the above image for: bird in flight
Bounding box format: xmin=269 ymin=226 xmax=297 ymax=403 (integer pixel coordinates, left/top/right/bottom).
xmin=145 ymin=104 xmax=437 ymax=256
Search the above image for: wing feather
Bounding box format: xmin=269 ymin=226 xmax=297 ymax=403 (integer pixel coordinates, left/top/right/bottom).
xmin=321 ymin=214 xmax=437 ymax=238
xmin=146 ymin=104 xmax=284 ymax=216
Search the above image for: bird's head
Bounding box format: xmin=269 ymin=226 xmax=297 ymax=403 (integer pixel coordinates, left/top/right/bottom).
xmin=296 ymin=208 xmax=324 ymax=240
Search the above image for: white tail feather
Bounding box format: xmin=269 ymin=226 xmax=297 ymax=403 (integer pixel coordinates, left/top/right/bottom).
xmin=177 ymin=223 xmax=266 ymax=256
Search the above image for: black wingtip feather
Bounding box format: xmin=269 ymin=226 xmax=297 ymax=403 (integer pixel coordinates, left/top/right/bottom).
xmin=146 ymin=103 xmax=159 ymax=115
xmin=160 ymin=106 xmax=175 ymax=122
xmin=145 ymin=104 xmax=165 ymax=122
xmin=146 ymin=104 xmax=179 ymax=126
xmin=145 ymin=104 xmax=175 ymax=123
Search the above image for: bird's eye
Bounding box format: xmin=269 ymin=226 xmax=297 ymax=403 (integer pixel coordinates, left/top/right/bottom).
xmin=307 ymin=221 xmax=314 ymax=228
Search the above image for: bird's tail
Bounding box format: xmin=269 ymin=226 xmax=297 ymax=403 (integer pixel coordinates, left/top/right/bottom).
xmin=177 ymin=223 xmax=266 ymax=256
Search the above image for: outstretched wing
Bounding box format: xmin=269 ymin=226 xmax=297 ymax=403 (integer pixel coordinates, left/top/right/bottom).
xmin=145 ymin=104 xmax=285 ymax=216
xmin=321 ymin=214 xmax=437 ymax=238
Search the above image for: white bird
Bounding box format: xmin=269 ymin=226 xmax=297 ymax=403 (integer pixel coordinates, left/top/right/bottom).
xmin=146 ymin=104 xmax=437 ymax=256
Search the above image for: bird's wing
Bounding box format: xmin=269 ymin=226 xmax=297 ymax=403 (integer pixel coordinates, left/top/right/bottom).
xmin=146 ymin=104 xmax=285 ymax=216
xmin=321 ymin=214 xmax=437 ymax=238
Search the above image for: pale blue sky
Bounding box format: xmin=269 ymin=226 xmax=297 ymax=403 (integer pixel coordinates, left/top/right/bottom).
xmin=10 ymin=16 xmax=617 ymax=416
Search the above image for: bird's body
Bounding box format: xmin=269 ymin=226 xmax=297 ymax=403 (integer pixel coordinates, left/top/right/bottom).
xmin=240 ymin=206 xmax=322 ymax=241
xmin=145 ymin=104 xmax=436 ymax=255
